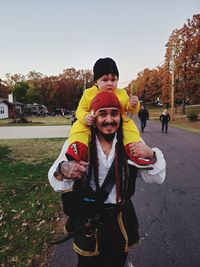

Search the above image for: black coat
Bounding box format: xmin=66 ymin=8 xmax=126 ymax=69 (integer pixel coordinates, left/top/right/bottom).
xmin=138 ymin=109 xmax=149 ymax=121
xmin=61 ymin=166 xmax=139 ymax=256
xmin=160 ymin=113 xmax=170 ymax=124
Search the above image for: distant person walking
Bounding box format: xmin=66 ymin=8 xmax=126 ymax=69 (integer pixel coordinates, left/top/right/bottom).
xmin=160 ymin=109 xmax=170 ymax=133
xmin=138 ymin=104 xmax=149 ymax=132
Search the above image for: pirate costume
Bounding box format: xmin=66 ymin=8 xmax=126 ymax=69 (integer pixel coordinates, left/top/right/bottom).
xmin=48 ymin=91 xmax=166 ymax=267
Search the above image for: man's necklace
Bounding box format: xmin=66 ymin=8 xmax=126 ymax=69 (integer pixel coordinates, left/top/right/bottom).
xmin=103 ymin=148 xmax=110 ymax=156
xmin=102 ymin=144 xmax=112 ymax=157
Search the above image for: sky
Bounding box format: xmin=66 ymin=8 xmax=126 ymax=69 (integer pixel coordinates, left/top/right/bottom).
xmin=0 ymin=0 xmax=199 ymax=87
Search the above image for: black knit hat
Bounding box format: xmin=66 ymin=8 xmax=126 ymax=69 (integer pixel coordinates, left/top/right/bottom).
xmin=93 ymin=57 xmax=119 ymax=81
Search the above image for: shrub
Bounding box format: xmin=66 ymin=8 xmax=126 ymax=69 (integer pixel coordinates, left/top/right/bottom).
xmin=187 ymin=112 xmax=198 ymax=122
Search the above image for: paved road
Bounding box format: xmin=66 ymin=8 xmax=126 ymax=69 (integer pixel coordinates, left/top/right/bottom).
xmin=127 ymin=119 xmax=200 ymax=267
xmin=0 ymin=125 xmax=71 ymax=139
xmin=48 ymin=119 xmax=200 ymax=267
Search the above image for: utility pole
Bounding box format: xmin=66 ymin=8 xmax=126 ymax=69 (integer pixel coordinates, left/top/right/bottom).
xmin=83 ymin=77 xmax=86 ymax=91
xmin=171 ymin=43 xmax=175 ymax=120
xmin=81 ymin=70 xmax=86 ymax=92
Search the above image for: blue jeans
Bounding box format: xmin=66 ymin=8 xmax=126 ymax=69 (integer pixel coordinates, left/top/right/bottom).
xmin=162 ymin=123 xmax=168 ymax=133
xmin=140 ymin=120 xmax=146 ymax=132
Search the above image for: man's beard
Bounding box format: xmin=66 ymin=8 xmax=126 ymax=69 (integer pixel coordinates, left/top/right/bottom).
xmin=101 ymin=132 xmax=115 ymax=142
xmin=95 ymin=123 xmax=116 ymax=142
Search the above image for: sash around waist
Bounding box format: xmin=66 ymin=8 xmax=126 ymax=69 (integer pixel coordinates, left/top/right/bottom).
xmin=82 ymin=198 xmax=125 ymax=216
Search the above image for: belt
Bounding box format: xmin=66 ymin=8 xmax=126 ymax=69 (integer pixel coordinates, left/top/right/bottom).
xmin=101 ymin=203 xmax=123 ymax=217
xmin=103 ymin=203 xmax=119 ymax=209
xmin=82 ymin=198 xmax=125 ymax=217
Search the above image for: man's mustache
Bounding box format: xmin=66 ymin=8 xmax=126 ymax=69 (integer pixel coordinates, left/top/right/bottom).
xmin=101 ymin=122 xmax=118 ymax=127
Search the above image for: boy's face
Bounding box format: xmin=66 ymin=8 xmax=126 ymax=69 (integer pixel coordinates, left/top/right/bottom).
xmin=96 ymin=74 xmax=118 ymax=91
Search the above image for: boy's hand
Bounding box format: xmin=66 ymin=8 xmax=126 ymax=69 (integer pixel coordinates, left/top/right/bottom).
xmin=129 ymin=95 xmax=139 ymax=108
xmin=85 ymin=113 xmax=95 ymax=126
xmin=129 ymin=142 xmax=154 ymax=159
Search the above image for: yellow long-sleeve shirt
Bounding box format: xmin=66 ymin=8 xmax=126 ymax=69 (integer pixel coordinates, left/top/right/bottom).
xmin=68 ymin=86 xmax=141 ymax=145
xmin=76 ymin=86 xmax=140 ymax=124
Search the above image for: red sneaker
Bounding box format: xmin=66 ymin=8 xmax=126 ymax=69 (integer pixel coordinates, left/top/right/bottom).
xmin=125 ymin=144 xmax=154 ymax=169
xmin=66 ymin=142 xmax=88 ymax=161
xmin=127 ymin=157 xmax=154 ymax=169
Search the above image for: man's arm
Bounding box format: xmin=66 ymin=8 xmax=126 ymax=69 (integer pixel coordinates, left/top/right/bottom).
xmin=139 ymin=148 xmax=166 ymax=184
xmin=127 ymin=142 xmax=166 ymax=184
xmin=48 ymin=140 xmax=88 ymax=192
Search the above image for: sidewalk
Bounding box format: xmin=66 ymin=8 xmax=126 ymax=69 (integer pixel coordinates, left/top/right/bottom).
xmin=0 ymin=125 xmax=71 ymax=139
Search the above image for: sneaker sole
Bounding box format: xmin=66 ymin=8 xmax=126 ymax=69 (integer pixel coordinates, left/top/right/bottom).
xmin=127 ymin=159 xmax=153 ymax=169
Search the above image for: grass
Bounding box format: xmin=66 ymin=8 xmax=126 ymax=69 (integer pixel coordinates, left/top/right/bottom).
xmin=168 ymin=117 xmax=200 ymax=133
xmin=149 ymin=104 xmax=200 ymax=118
xmin=0 ymin=138 xmax=65 ymax=266
xmin=0 ymin=116 xmax=72 ymax=126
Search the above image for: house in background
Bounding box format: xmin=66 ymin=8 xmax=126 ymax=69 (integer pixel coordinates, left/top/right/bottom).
xmin=0 ymin=98 xmax=12 ymax=119
xmin=8 ymin=93 xmax=25 ymax=116
xmin=0 ymin=95 xmax=24 ymax=119
xmin=0 ymin=93 xmax=48 ymax=119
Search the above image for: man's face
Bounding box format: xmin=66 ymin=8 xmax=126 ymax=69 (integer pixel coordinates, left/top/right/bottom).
xmin=95 ymin=108 xmax=120 ymax=135
xmin=96 ymin=74 xmax=118 ymax=91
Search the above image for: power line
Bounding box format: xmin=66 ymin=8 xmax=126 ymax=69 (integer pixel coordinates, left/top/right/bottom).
xmin=175 ymin=59 xmax=200 ymax=67
xmin=118 ymin=80 xmax=132 ymax=86
xmin=118 ymin=57 xmax=200 ymax=86
xmin=118 ymin=61 xmax=165 ymax=86
xmin=157 ymin=60 xmax=165 ymax=66
xmin=148 ymin=47 xmax=165 ymax=68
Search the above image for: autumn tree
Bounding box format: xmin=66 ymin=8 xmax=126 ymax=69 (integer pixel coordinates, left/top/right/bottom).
xmin=176 ymin=14 xmax=200 ymax=107
xmin=130 ymin=67 xmax=164 ymax=104
xmin=164 ymin=14 xmax=200 ymax=113
xmin=26 ymin=71 xmax=45 ymax=81
xmin=0 ymin=79 xmax=8 ymax=98
xmin=129 ymin=14 xmax=200 ymax=110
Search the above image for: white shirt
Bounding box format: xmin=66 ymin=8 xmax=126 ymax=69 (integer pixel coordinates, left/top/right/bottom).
xmin=48 ymin=136 xmax=166 ymax=203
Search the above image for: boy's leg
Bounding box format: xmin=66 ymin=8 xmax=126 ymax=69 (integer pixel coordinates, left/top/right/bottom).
xmin=66 ymin=121 xmax=90 ymax=161
xmin=142 ymin=120 xmax=146 ymax=132
xmin=123 ymin=118 xmax=154 ymax=169
xmin=144 ymin=120 xmax=146 ymax=130
xmin=141 ymin=121 xmax=144 ymax=132
xmin=162 ymin=123 xmax=164 ymax=132
xmin=165 ymin=123 xmax=168 ymax=133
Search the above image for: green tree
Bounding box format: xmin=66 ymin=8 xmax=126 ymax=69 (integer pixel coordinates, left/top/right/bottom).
xmin=12 ymin=81 xmax=29 ymax=103
xmin=26 ymin=84 xmax=39 ymax=103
